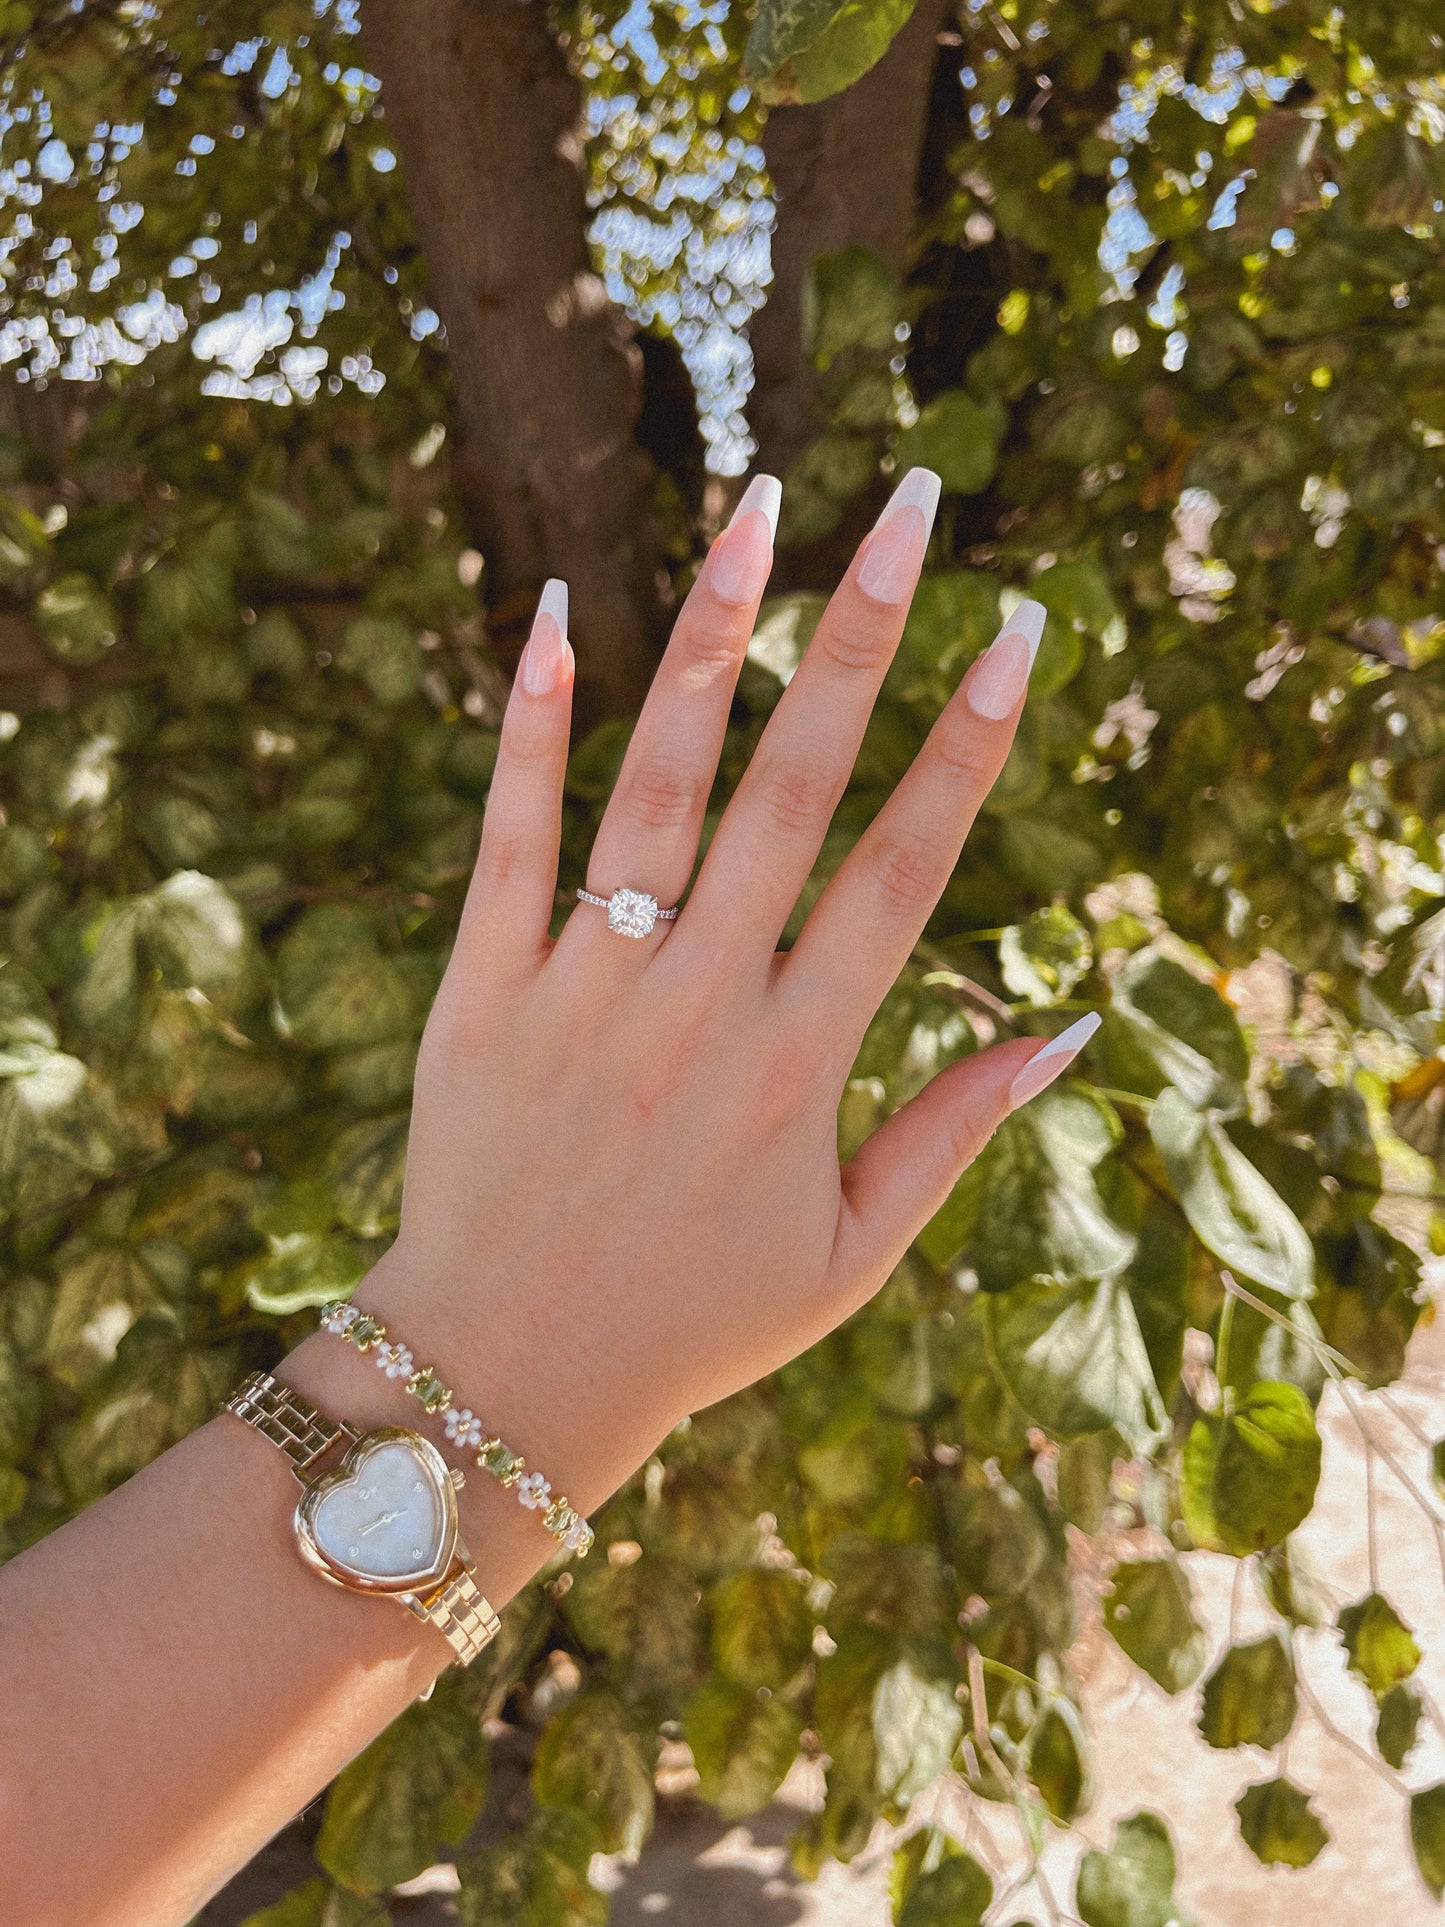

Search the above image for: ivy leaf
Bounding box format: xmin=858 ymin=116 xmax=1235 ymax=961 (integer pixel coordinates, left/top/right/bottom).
xmin=1150 ymin=1087 xmax=1313 ymax=1299
xmin=1076 ymin=1810 xmax=1191 ymax=1927
xmin=709 ymin=1567 xmax=813 ymax=1691
xmin=0 ymin=1331 xmax=41 ymax=1463
xmin=1198 ymin=1637 xmax=1297 ymax=1750
xmin=896 ymin=389 xmax=1000 ymax=497
xmin=34 ymin=570 xmax=120 ymax=665
xmin=742 ymin=0 xmax=847 ymax=82
xmin=55 ymin=1315 xmax=235 ymax=1503
xmin=975 ymin=1085 xmax=1135 ymax=1292
xmin=274 ymin=905 xmax=421 ymax=1051
xmin=1181 ymin=1383 xmax=1322 ymax=1556
xmin=337 ymin=614 xmax=424 ymax=705
xmin=532 ymin=1688 xmax=654 ymax=1859
xmin=1103 ymin=1558 xmax=1207 ymax=1695
xmin=1377 ymin=1683 xmax=1423 ymax=1769
xmin=803 ymin=245 xmax=901 ymax=370
xmin=1235 ymin=1777 xmax=1329 ymax=1868
xmin=457 ymin=1806 xmax=606 ymax=1927
xmin=891 ymin=1830 xmax=993 ymax=1927
xmin=872 ymin=1658 xmax=963 ymax=1809
xmin=1027 ymin=1700 xmax=1089 ymax=1823
xmin=236 ymin=1878 xmax=384 ymax=1927
xmin=316 ymin=1685 xmax=489 ymax=1894
xmin=325 ymin=1112 xmax=410 ymax=1237
xmin=987 ymin=1275 xmax=1167 ymax=1455
xmin=1103 ymin=949 xmax=1247 ymax=1111
xmin=998 ymin=907 xmax=1093 ymax=1009
xmin=45 ymin=1242 xmax=167 ymax=1387
xmin=1414 ymin=1786 xmax=1445 ymax=1901
xmin=685 ymin=1676 xmax=805 ymax=1819
xmin=1338 ymin=1593 xmax=1420 ymax=1699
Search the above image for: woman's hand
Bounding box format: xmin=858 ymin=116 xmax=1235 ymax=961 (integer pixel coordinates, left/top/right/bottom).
xmin=364 ymin=466 xmax=1097 ymax=1511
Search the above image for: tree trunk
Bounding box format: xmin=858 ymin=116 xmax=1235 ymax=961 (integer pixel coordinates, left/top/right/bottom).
xmin=748 ymin=0 xmax=951 ymax=490
xmin=361 ymin=0 xmax=663 ymax=721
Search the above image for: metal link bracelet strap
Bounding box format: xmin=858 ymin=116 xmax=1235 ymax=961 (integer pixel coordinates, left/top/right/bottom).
xmin=317 ymin=1301 xmax=595 ymax=1558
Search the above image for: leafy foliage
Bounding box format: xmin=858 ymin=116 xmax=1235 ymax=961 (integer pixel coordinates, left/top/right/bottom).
xmin=1 ymin=0 xmax=1444 ymax=1918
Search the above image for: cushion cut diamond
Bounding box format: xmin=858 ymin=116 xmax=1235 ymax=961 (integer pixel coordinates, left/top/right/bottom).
xmin=607 ymin=888 xmax=659 ymax=938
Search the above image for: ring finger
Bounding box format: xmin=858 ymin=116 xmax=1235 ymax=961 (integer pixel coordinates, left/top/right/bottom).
xmin=566 ymin=475 xmax=781 ymax=947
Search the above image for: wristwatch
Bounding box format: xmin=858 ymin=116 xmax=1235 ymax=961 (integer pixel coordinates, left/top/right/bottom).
xmin=223 ymin=1370 xmax=500 ymax=1667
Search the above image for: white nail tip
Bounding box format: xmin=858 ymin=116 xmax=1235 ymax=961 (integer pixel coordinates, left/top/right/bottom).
xmin=1031 ymin=1010 xmax=1101 ymax=1062
xmin=536 ymin=577 xmax=568 ymax=635
xmin=875 ymin=466 xmax=942 ymax=537
xmin=728 ymin=473 xmax=782 ymax=540
xmin=1002 ymin=597 xmax=1048 ymax=666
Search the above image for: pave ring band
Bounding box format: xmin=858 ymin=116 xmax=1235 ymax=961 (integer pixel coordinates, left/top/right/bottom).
xmin=576 ymin=886 xmax=680 ymax=940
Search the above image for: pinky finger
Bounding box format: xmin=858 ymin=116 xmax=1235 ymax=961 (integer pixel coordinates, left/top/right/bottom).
xmin=829 ymin=1012 xmax=1101 ymax=1313
xmin=453 ymin=580 xmax=574 ymax=979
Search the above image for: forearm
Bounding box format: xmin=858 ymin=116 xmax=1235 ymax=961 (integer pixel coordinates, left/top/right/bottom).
xmin=0 ymin=1249 xmax=630 ymax=1927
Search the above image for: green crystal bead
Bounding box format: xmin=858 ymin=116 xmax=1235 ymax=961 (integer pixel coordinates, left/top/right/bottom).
xmin=349 ymin=1315 xmax=384 ymax=1351
xmin=478 ymin=1438 xmax=524 ymax=1484
xmin=408 ymin=1368 xmax=451 ymax=1413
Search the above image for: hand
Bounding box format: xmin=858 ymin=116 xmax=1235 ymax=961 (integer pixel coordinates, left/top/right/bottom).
xmin=361 ymin=467 xmax=1097 ymax=1512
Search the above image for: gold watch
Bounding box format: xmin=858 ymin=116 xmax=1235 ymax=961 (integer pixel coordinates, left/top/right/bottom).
xmin=223 ymin=1370 xmax=500 ymax=1667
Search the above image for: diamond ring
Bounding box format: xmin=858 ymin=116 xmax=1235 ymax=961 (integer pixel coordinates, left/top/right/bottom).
xmin=575 ymin=886 xmax=680 ymax=939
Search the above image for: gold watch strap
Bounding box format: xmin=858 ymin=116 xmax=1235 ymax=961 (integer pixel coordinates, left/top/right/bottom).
xmin=405 ymin=1565 xmax=502 ymax=1666
xmin=223 ymin=1369 xmax=354 ymax=1477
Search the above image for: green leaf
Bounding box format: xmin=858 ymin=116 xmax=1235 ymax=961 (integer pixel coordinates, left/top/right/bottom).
xmin=1150 ymin=1087 xmax=1313 ymax=1299
xmin=1377 ymin=1683 xmax=1423 ymax=1769
xmin=34 ymin=570 xmax=120 ymax=665
xmin=1076 ymin=1810 xmax=1190 ymax=1927
xmin=742 ymin=0 xmax=847 ymax=82
xmin=55 ymin=1315 xmax=235 ymax=1502
xmin=1181 ymin=1383 xmax=1322 ymax=1556
xmin=1198 ymin=1637 xmax=1297 ymax=1750
xmin=316 ymin=1685 xmax=489 ymax=1894
xmin=782 ymin=0 xmax=919 ymax=105
xmin=1103 ymin=949 xmax=1247 ymax=1110
xmin=1103 ymin=1559 xmax=1207 ymax=1695
xmin=45 ymin=1243 xmax=166 ymax=1387
xmin=0 ymin=1331 xmax=40 ymax=1462
xmin=895 ymin=390 xmax=999 ymax=497
xmin=1027 ymin=1700 xmax=1088 ymax=1823
xmin=236 ymin=1877 xmax=384 ymax=1927
xmin=685 ymin=1676 xmax=805 ymax=1819
xmin=709 ymin=1567 xmax=813 ymax=1691
xmin=975 ymin=1085 xmax=1135 ymax=1292
xmin=338 ymin=614 xmax=424 ymax=705
xmin=803 ymin=246 xmax=901 ymax=370
xmin=893 ymin=1839 xmax=993 ymax=1927
xmin=458 ymin=1805 xmax=606 ymax=1927
xmin=1235 ymin=1777 xmax=1328 ymax=1868
xmin=532 ymin=1688 xmax=654 ymax=1859
xmin=274 ymin=905 xmax=421 ymax=1051
xmin=1338 ymin=1593 xmax=1420 ymax=1699
xmin=1414 ymin=1786 xmax=1445 ymax=1901
xmin=988 ymin=1275 xmax=1166 ymax=1455
xmin=999 ymin=906 xmax=1093 ymax=1008
xmin=871 ymin=1658 xmax=963 ymax=1808
xmin=325 ymin=1111 xmax=410 ymax=1236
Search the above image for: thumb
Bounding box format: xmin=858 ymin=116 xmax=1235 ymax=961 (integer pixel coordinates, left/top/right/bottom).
xmin=830 ymin=1012 xmax=1101 ymax=1312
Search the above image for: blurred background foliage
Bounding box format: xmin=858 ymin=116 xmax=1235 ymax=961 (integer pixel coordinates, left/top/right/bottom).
xmin=3 ymin=0 xmax=1445 ymax=1919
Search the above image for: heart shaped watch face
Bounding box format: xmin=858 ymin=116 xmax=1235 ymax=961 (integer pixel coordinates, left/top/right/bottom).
xmin=295 ymin=1427 xmax=458 ymax=1594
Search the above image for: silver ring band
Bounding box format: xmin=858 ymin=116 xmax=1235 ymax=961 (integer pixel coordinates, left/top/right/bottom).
xmin=576 ymin=886 xmax=679 ymax=939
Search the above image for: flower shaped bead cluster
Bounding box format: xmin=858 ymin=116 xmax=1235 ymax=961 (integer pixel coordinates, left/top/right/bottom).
xmin=317 ymin=1299 xmax=594 ymax=1557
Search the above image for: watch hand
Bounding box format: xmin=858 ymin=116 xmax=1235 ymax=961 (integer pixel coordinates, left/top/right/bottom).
xmin=360 ymin=1509 xmax=404 ymax=1536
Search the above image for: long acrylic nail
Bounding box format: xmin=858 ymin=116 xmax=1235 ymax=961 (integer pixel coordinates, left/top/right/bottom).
xmin=1007 ymin=1011 xmax=1101 ymax=1110
xmin=965 ymin=598 xmax=1047 ymax=720
xmin=711 ymin=475 xmax=781 ymax=606
xmin=856 ymin=467 xmax=942 ymax=604
xmin=522 ymin=578 xmax=569 ymax=695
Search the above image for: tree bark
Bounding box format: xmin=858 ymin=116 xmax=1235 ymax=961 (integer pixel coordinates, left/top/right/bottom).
xmin=748 ymin=0 xmax=951 ymax=489
xmin=360 ymin=0 xmax=663 ymax=721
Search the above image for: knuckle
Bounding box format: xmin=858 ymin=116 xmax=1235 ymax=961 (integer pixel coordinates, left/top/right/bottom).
xmin=472 ymin=830 xmax=528 ymax=893
xmin=820 ymin=606 xmax=894 ymax=674
xmin=499 ymin=718 xmax=556 ymax=769
xmin=754 ymin=756 xmax=833 ymax=837
xmin=621 ymin=753 xmax=706 ymax=833
xmin=946 ymin=1110 xmax=993 ymax=1173
xmin=868 ymin=830 xmax=941 ymax=916
xmin=931 ymin=719 xmax=994 ymax=787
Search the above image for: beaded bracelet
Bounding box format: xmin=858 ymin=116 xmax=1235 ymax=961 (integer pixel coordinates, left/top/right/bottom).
xmin=316 ymin=1300 xmax=594 ymax=1557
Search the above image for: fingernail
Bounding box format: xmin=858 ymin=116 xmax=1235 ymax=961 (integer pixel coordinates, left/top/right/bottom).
xmin=857 ymin=469 xmax=941 ymax=604
xmin=965 ymin=599 xmax=1047 ymax=720
xmin=1007 ymin=1011 xmax=1101 ymax=1110
xmin=522 ymin=578 xmax=569 ymax=695
xmin=710 ymin=481 xmax=779 ymax=606
xmin=727 ymin=473 xmax=782 ymax=539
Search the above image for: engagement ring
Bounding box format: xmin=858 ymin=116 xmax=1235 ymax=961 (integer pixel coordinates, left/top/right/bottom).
xmin=575 ymin=886 xmax=679 ymax=939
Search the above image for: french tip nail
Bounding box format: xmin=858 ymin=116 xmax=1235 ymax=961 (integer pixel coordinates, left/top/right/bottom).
xmin=1042 ymin=1010 xmax=1102 ymax=1055
xmin=536 ymin=577 xmax=568 ymax=635
xmin=876 ymin=466 xmax=942 ymax=537
xmin=728 ymin=473 xmax=782 ymax=540
xmin=1007 ymin=1010 xmax=1102 ymax=1109
xmin=1006 ymin=597 xmax=1048 ymax=667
